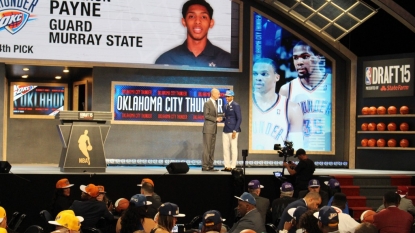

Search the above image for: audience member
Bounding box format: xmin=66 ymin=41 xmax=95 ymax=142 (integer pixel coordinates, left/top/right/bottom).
xmin=376 ymin=186 xmax=415 ymax=215
xmin=138 ymin=178 xmax=161 ymax=202
xmin=314 ymin=206 xmax=340 ymax=233
xmin=141 ymin=182 xmax=162 ymax=219
xmin=116 ymin=194 xmax=155 ymax=233
xmin=49 ymin=210 xmax=84 ymax=233
xmin=228 ymin=192 xmax=266 ymax=233
xmin=97 ymin=185 xmax=114 ymax=212
xmin=354 ymin=222 xmax=377 ymax=233
xmin=298 ymin=179 xmax=328 ymax=207
xmin=152 ymin=202 xmax=185 ymax=233
xmin=272 ymin=182 xmax=297 ymax=226
xmin=70 ymin=184 xmax=114 ymax=228
xmin=280 ymin=206 xmax=307 ymax=233
xmin=329 ymin=193 xmax=359 ymax=233
xmin=0 ymin=207 xmax=7 ymax=229
xmin=360 ymin=210 xmax=375 ymax=224
xmin=201 ymin=210 xmax=224 ymax=233
xmin=298 ymin=210 xmax=322 ymax=233
xmin=373 ymin=191 xmax=413 ymax=233
xmin=277 ymin=192 xmax=321 ymax=233
xmin=326 ymin=179 xmax=349 ymax=215
xmin=247 ymin=180 xmax=270 ymax=223
xmin=50 ymin=178 xmax=75 ymax=217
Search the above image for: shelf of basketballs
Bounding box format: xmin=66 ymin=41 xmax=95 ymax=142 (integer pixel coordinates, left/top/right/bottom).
xmin=357 ymin=105 xmax=415 ymax=150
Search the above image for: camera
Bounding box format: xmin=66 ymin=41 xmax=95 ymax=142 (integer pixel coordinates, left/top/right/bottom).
xmin=274 ymin=141 xmax=294 ymax=157
xmin=273 ymin=171 xmax=282 ymax=178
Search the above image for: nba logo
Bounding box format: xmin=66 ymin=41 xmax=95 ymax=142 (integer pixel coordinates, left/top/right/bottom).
xmin=365 ymin=67 xmax=372 ymax=85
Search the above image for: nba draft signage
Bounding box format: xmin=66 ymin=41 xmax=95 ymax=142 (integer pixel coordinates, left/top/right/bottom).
xmin=0 ymin=0 xmax=235 ymax=70
xmin=363 ymin=58 xmax=414 ymax=97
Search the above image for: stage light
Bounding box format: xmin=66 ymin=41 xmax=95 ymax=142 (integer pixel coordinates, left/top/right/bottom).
xmin=63 ymin=67 xmax=69 ymax=73
xmin=22 ymin=75 xmax=28 ymax=78
xmin=55 ymin=76 xmax=61 ymax=79
xmin=23 ymin=67 xmax=29 ymax=71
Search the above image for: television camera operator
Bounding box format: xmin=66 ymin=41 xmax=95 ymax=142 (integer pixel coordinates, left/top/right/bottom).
xmin=282 ymin=148 xmax=315 ymax=197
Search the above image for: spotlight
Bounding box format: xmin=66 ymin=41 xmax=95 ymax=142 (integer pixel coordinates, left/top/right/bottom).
xmin=22 ymin=75 xmax=28 ymax=78
xmin=63 ymin=67 xmax=69 ymax=73
xmin=23 ymin=67 xmax=29 ymax=71
xmin=55 ymin=76 xmax=62 ymax=79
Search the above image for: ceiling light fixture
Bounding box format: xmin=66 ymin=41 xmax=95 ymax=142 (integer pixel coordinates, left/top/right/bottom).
xmin=22 ymin=75 xmax=28 ymax=78
xmin=63 ymin=67 xmax=69 ymax=73
xmin=55 ymin=76 xmax=62 ymax=79
xmin=23 ymin=67 xmax=29 ymax=71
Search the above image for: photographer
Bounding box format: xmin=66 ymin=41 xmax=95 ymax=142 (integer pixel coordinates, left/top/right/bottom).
xmin=283 ymin=149 xmax=315 ymax=197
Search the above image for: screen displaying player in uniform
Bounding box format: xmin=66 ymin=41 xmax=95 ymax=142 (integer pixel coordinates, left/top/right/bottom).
xmin=251 ymin=11 xmax=333 ymax=153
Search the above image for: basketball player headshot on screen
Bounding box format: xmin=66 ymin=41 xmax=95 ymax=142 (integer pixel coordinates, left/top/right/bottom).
xmin=154 ymin=0 xmax=231 ymax=68
xmin=279 ymin=41 xmax=332 ymax=151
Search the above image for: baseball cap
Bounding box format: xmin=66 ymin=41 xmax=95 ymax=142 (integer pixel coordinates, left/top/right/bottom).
xmin=0 ymin=228 xmax=6 ymax=233
xmin=294 ymin=148 xmax=306 ymax=158
xmin=360 ymin=210 xmax=376 ymax=223
xmin=80 ymin=184 xmax=99 ymax=198
xmin=225 ymin=90 xmax=234 ymax=97
xmin=49 ymin=210 xmax=84 ymax=231
xmin=97 ymin=185 xmax=106 ymax=194
xmin=325 ymin=179 xmax=340 ymax=189
xmin=288 ymin=206 xmax=307 ymax=221
xmin=397 ymin=186 xmax=409 ymax=198
xmin=56 ymin=178 xmax=74 ymax=189
xmin=130 ymin=194 xmax=152 ymax=207
xmin=248 ymin=180 xmax=264 ymax=189
xmin=234 ymin=192 xmax=256 ymax=206
xmin=281 ymin=182 xmax=294 ymax=192
xmin=313 ymin=206 xmax=339 ymax=227
xmin=202 ymin=210 xmax=225 ymax=227
xmin=0 ymin=206 xmax=6 ymax=223
xmin=137 ymin=178 xmax=154 ymax=187
xmin=308 ymin=179 xmax=320 ymax=187
xmin=159 ymin=203 xmax=185 ymax=217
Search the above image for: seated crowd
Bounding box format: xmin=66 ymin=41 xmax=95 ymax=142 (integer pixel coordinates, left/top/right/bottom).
xmin=1 ymin=176 xmax=414 ymax=233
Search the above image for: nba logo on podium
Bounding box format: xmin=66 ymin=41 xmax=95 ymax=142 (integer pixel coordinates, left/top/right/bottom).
xmin=365 ymin=67 xmax=372 ymax=85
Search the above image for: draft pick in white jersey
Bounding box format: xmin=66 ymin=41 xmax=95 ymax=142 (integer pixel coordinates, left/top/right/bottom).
xmin=286 ymin=74 xmax=332 ymax=151
xmin=252 ymin=95 xmax=289 ymax=150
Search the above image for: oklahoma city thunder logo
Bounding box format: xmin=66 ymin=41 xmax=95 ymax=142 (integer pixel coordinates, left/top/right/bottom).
xmin=0 ymin=0 xmax=38 ymax=35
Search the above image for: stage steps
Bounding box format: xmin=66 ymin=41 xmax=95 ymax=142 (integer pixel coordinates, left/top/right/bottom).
xmin=332 ymin=175 xmax=414 ymax=220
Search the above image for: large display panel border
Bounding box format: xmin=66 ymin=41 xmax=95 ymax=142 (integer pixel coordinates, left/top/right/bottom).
xmin=249 ymin=8 xmax=336 ymax=155
xmin=10 ymin=82 xmax=69 ymax=119
xmin=111 ymin=81 xmax=233 ymax=126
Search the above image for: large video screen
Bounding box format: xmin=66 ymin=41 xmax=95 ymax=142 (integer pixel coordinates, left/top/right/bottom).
xmin=250 ymin=10 xmax=334 ymax=153
xmin=10 ymin=82 xmax=68 ymax=119
xmin=112 ymin=82 xmax=232 ymax=125
xmin=0 ymin=0 xmax=239 ymax=71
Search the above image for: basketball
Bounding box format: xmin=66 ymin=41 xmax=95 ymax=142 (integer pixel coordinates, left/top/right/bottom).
xmin=115 ymin=198 xmax=129 ymax=212
xmin=387 ymin=139 xmax=397 ymax=147
xmin=376 ymin=122 xmax=386 ymax=131
xmin=387 ymin=122 xmax=397 ymax=131
xmin=400 ymin=106 xmax=409 ymax=114
xmin=377 ymin=106 xmax=386 ymax=115
xmin=367 ymin=122 xmax=377 ymax=131
xmin=361 ymin=123 xmax=368 ymax=131
xmin=87 ymin=145 xmax=93 ymax=151
xmin=388 ymin=106 xmax=397 ymax=114
xmin=400 ymin=139 xmax=409 ymax=147
xmin=376 ymin=139 xmax=386 ymax=147
xmin=369 ymin=106 xmax=377 ymax=115
xmin=361 ymin=139 xmax=368 ymax=147
xmin=400 ymin=122 xmax=409 ymax=131
xmin=362 ymin=107 xmax=369 ymax=115
xmin=368 ymin=139 xmax=377 ymax=147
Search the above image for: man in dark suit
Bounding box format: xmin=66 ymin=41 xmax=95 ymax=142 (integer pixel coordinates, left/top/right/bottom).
xmin=221 ymin=90 xmax=242 ymax=172
xmin=229 ymin=192 xmax=266 ymax=233
xmin=277 ymin=192 xmax=321 ymax=233
xmin=202 ymin=88 xmax=222 ymax=171
xmin=373 ymin=191 xmax=413 ymax=233
xmin=298 ymin=179 xmax=329 ymax=207
xmin=247 ymin=180 xmax=270 ymax=223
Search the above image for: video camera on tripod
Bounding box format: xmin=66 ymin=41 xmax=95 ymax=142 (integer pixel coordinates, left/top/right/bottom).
xmin=274 ymin=141 xmax=294 ymax=180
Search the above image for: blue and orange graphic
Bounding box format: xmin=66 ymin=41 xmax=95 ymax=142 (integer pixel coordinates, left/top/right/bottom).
xmin=365 ymin=67 xmax=372 ymax=85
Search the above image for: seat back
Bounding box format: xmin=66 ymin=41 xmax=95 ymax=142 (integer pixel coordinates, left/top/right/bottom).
xmin=7 ymin=211 xmax=20 ymax=230
xmin=39 ymin=210 xmax=53 ymax=232
xmin=24 ymin=225 xmax=44 ymax=233
xmin=82 ymin=227 xmax=102 ymax=233
xmin=12 ymin=213 xmax=26 ymax=232
xmin=265 ymin=223 xmax=278 ymax=233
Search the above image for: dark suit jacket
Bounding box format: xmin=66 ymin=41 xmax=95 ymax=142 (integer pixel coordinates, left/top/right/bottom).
xmin=298 ymin=190 xmax=329 ymax=207
xmin=70 ymin=200 xmax=114 ymax=228
xmin=222 ymin=101 xmax=242 ymax=133
xmin=271 ymin=196 xmax=297 ymax=226
xmin=277 ymin=199 xmax=307 ymax=233
xmin=251 ymin=193 xmax=270 ymax=223
xmin=229 ymin=208 xmax=266 ymax=233
xmin=373 ymin=206 xmax=413 ymax=233
xmin=203 ymin=99 xmax=218 ymax=134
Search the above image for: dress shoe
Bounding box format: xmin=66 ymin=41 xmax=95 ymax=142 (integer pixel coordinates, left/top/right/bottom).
xmin=221 ymin=167 xmax=232 ymax=172
xmin=202 ymin=168 xmax=210 ymax=171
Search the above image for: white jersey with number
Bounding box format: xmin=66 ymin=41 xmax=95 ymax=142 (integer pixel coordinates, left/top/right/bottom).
xmin=286 ymin=74 xmax=332 ymax=151
xmin=252 ymin=95 xmax=289 ymax=150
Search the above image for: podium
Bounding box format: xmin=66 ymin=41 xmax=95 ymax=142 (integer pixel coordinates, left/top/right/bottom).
xmin=56 ymin=111 xmax=111 ymax=172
